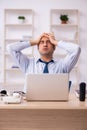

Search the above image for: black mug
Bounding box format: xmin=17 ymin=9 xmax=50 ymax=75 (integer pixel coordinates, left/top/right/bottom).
xmin=79 ymin=82 xmax=86 ymax=101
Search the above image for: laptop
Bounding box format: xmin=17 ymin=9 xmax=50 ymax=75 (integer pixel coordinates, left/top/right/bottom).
xmin=25 ymin=73 xmax=69 ymax=101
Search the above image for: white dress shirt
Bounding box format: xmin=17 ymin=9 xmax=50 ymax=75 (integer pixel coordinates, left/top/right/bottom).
xmin=7 ymin=40 xmax=81 ymax=74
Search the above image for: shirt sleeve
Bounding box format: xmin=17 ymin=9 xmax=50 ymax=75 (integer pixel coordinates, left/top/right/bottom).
xmin=57 ymin=41 xmax=81 ymax=73
xmin=6 ymin=41 xmax=31 ymax=73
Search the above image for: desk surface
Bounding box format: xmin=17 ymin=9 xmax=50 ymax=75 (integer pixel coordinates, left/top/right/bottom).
xmin=0 ymin=93 xmax=87 ymax=109
xmin=0 ymin=93 xmax=87 ymax=130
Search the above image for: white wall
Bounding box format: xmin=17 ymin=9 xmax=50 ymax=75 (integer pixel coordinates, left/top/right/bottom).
xmin=0 ymin=0 xmax=87 ymax=85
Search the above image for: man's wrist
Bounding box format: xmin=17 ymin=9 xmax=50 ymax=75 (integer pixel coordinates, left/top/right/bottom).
xmin=53 ymin=40 xmax=58 ymax=46
xmin=30 ymin=40 xmax=37 ymax=46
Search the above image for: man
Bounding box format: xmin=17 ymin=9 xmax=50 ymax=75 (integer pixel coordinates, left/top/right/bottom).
xmin=7 ymin=33 xmax=81 ymax=73
xmin=7 ymin=33 xmax=81 ymax=91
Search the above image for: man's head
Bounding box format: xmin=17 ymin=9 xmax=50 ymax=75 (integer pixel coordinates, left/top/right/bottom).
xmin=38 ymin=36 xmax=55 ymax=59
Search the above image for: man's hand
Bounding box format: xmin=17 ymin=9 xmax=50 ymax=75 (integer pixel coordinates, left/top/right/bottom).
xmin=30 ymin=32 xmax=58 ymax=46
xmin=43 ymin=33 xmax=58 ymax=46
xmin=30 ymin=33 xmax=46 ymax=46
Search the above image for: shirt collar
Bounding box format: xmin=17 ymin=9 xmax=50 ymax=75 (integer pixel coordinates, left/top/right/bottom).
xmin=36 ymin=57 xmax=56 ymax=64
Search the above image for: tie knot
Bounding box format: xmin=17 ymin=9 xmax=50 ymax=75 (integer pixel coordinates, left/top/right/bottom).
xmin=39 ymin=59 xmax=54 ymax=65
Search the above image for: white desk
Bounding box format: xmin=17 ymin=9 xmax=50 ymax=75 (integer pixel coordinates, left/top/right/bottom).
xmin=0 ymin=93 xmax=87 ymax=130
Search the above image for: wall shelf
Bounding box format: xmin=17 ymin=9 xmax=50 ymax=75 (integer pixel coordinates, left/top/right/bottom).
xmin=50 ymin=9 xmax=79 ymax=85
xmin=3 ymin=9 xmax=34 ymax=86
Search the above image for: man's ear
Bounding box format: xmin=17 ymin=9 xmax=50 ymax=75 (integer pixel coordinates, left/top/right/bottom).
xmin=37 ymin=44 xmax=39 ymax=50
xmin=53 ymin=45 xmax=56 ymax=50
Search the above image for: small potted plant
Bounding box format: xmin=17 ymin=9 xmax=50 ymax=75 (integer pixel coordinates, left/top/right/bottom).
xmin=60 ymin=14 xmax=69 ymax=24
xmin=18 ymin=16 xmax=25 ymax=24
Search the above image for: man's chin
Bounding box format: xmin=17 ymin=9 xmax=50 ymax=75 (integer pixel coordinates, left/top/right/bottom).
xmin=40 ymin=52 xmax=49 ymax=56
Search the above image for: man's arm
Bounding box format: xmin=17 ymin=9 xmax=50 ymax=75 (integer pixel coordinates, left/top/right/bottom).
xmin=46 ymin=33 xmax=81 ymax=73
xmin=57 ymin=40 xmax=81 ymax=72
xmin=6 ymin=33 xmax=46 ymax=73
xmin=6 ymin=41 xmax=31 ymax=73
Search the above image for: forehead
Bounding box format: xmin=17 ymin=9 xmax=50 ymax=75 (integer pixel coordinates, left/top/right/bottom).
xmin=41 ymin=36 xmax=49 ymax=41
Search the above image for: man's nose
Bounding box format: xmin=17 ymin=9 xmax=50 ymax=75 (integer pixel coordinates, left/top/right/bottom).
xmin=43 ymin=42 xmax=47 ymax=46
